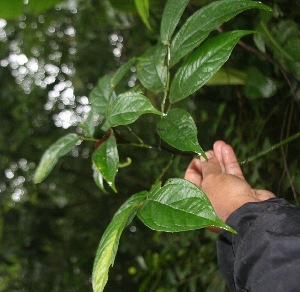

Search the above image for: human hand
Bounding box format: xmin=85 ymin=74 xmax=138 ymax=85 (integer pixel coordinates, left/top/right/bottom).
xmin=184 ymin=141 xmax=276 ymax=223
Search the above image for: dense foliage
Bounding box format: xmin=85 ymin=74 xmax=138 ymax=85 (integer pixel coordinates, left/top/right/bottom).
xmin=1 ymin=0 xmax=300 ymax=291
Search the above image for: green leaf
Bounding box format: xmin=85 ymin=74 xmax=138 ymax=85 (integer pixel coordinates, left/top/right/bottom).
xmin=170 ymin=30 xmax=253 ymax=103
xmin=137 ymin=44 xmax=167 ymax=94
xmin=111 ymin=58 xmax=136 ymax=88
xmin=160 ymin=0 xmax=190 ymax=45
xmin=90 ymin=75 xmax=113 ymax=120
xmin=134 ymin=0 xmax=151 ymax=30
xmin=92 ymin=191 xmax=147 ymax=292
xmin=92 ymin=132 xmax=119 ymax=192
xmin=92 ymin=163 xmax=108 ymax=194
xmin=0 ymin=0 xmax=24 ymax=19
xmin=157 ymin=108 xmax=206 ymax=157
xmin=170 ymin=0 xmax=271 ymax=66
xmin=103 ymin=92 xmax=162 ymax=130
xmin=33 ymin=133 xmax=80 ymax=184
xmin=138 ymin=178 xmax=235 ymax=232
xmin=80 ymin=109 xmax=96 ymax=138
xmin=205 ymin=68 xmax=247 ymax=86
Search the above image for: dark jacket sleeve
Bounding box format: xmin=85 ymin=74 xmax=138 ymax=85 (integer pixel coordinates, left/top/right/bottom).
xmin=217 ymin=198 xmax=300 ymax=292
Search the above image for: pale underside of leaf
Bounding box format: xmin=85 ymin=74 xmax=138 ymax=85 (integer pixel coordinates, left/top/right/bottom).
xmin=33 ymin=133 xmax=80 ymax=183
xmin=92 ymin=192 xmax=147 ymax=292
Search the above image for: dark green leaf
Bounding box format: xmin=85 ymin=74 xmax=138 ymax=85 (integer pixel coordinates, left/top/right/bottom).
xmin=170 ymin=30 xmax=253 ymax=103
xmin=92 ymin=191 xmax=147 ymax=292
xmin=33 ymin=133 xmax=80 ymax=183
xmin=137 ymin=44 xmax=167 ymax=94
xmin=157 ymin=108 xmax=206 ymax=157
xmin=138 ymin=178 xmax=235 ymax=232
xmin=90 ymin=75 xmax=113 ymax=120
xmin=134 ymin=0 xmax=151 ymax=30
xmin=92 ymin=132 xmax=119 ymax=192
xmin=0 ymin=0 xmax=24 ymax=19
xmin=92 ymin=163 xmax=108 ymax=194
xmin=111 ymin=58 xmax=136 ymax=88
xmin=170 ymin=0 xmax=271 ymax=66
xmin=160 ymin=0 xmax=190 ymax=45
xmin=103 ymin=92 xmax=162 ymax=130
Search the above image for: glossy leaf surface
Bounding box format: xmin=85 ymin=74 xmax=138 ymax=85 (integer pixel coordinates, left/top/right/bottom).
xmin=137 ymin=44 xmax=167 ymax=93
xmin=80 ymin=109 xmax=96 ymax=138
xmin=111 ymin=58 xmax=136 ymax=88
xmin=157 ymin=108 xmax=206 ymax=157
xmin=103 ymin=92 xmax=162 ymax=130
xmin=90 ymin=75 xmax=113 ymax=119
xmin=134 ymin=0 xmax=151 ymax=30
xmin=33 ymin=133 xmax=80 ymax=183
xmin=170 ymin=31 xmax=252 ymax=103
xmin=138 ymin=178 xmax=235 ymax=232
xmin=160 ymin=0 xmax=190 ymax=45
xmin=92 ymin=132 xmax=119 ymax=192
xmin=170 ymin=0 xmax=271 ymax=66
xmin=92 ymin=191 xmax=147 ymax=292
xmin=92 ymin=163 xmax=108 ymax=194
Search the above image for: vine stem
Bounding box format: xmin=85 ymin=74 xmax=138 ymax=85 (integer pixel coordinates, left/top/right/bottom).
xmin=79 ymin=136 xmax=98 ymax=142
xmin=155 ymin=154 xmax=174 ymax=183
xmin=240 ymin=131 xmax=300 ymax=164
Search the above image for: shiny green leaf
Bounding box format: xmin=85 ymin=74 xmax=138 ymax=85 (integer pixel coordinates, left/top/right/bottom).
xmin=33 ymin=133 xmax=80 ymax=183
xmin=170 ymin=31 xmax=253 ymax=103
xmin=90 ymin=75 xmax=113 ymax=120
xmin=157 ymin=108 xmax=206 ymax=157
xmin=138 ymin=178 xmax=235 ymax=232
xmin=170 ymin=0 xmax=271 ymax=66
xmin=137 ymin=44 xmax=167 ymax=94
xmin=160 ymin=0 xmax=190 ymax=45
xmin=92 ymin=132 xmax=119 ymax=192
xmin=111 ymin=58 xmax=136 ymax=88
xmin=92 ymin=191 xmax=147 ymax=292
xmin=134 ymin=0 xmax=151 ymax=30
xmin=92 ymin=163 xmax=108 ymax=194
xmin=80 ymin=109 xmax=96 ymax=138
xmin=103 ymin=92 xmax=162 ymax=130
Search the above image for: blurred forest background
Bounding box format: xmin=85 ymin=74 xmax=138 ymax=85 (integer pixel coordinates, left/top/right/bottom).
xmin=1 ymin=0 xmax=300 ymax=291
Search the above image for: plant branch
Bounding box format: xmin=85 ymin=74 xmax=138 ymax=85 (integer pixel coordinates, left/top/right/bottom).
xmin=79 ymin=136 xmax=98 ymax=142
xmin=240 ymin=130 xmax=300 ymax=164
xmin=155 ymin=154 xmax=174 ymax=183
